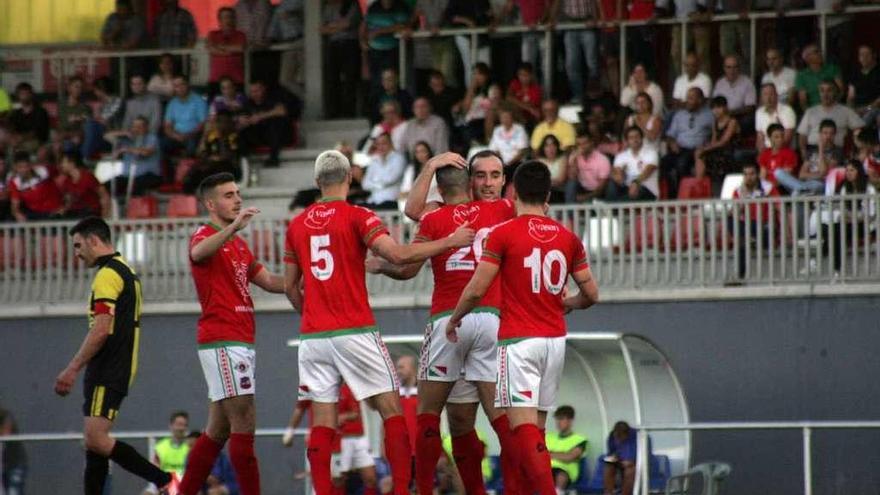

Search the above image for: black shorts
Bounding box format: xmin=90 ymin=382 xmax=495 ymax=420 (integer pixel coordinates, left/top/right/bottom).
xmin=82 ymin=384 xmax=125 ymax=421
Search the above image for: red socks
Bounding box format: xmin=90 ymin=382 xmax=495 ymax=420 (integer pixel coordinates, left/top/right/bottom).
xmin=383 ymin=415 xmax=414 ymax=495
xmin=513 ymin=424 xmax=555 ymax=495
xmin=415 ymin=413 xmax=442 ymax=495
xmin=452 ymin=430 xmax=487 ymax=495
xmin=491 ymin=415 xmax=522 ymax=495
xmin=307 ymin=426 xmax=336 ymax=495
xmin=179 ymin=434 xmax=224 ymax=495
xmin=362 ymin=486 xmax=378 ymax=495
xmin=228 ymin=433 xmax=260 ymax=495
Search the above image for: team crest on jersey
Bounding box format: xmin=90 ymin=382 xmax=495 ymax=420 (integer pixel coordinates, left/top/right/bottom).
xmin=527 ymin=218 xmax=560 ymax=243
xmin=304 ymin=205 xmax=336 ymax=230
xmin=240 ymin=377 xmax=252 ymax=389
xmin=237 ymin=362 xmax=248 ymax=373
xmin=452 ymin=203 xmax=480 ymax=226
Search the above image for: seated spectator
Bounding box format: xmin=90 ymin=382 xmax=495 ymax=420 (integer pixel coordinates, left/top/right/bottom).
xmin=364 ymin=101 xmax=408 ymax=154
xmin=209 ymin=77 xmax=247 ymax=119
xmin=368 ymin=69 xmax=414 ymax=125
xmin=530 ymin=98 xmax=576 ymax=152
xmin=461 ymin=63 xmax=499 ymax=145
xmin=147 ymin=53 xmax=177 ymax=102
xmin=400 ymin=97 xmax=449 ymax=159
xmin=761 ymin=47 xmax=797 ymax=105
xmin=822 ymin=160 xmax=877 ymax=274
xmin=8 ymin=151 xmax=64 ymax=222
xmin=603 ymin=421 xmax=637 ymax=495
xmin=758 ymin=124 xmax=799 ymax=190
xmin=565 ymin=130 xmax=610 ymax=203
xmin=185 ymin=111 xmax=242 ymax=193
xmin=847 ymin=45 xmax=880 ymax=124
xmin=506 ymin=62 xmax=543 ymax=126
xmin=620 ymin=64 xmax=664 ymax=117
xmin=57 ymin=76 xmax=92 ymax=152
xmin=83 ymin=77 xmax=124 ymax=160
xmin=755 ymin=83 xmax=797 ymax=153
xmin=400 ymin=141 xmax=441 ymax=204
xmin=163 ymin=75 xmax=208 ymax=157
xmin=607 ymin=126 xmax=659 ymax=202
xmin=153 ymin=0 xmax=197 ymax=49
xmin=143 ymin=411 xmax=190 ymax=494
xmin=661 ymin=88 xmax=713 ymax=197
xmin=105 ymin=116 xmax=163 ymax=196
xmin=489 ymin=105 xmax=529 ymax=166
xmin=238 ymin=80 xmax=288 ymax=168
xmin=536 ymin=134 xmax=567 ymax=202
xmin=623 ymin=92 xmax=662 ymax=151
xmin=362 ymin=0 xmax=411 ymax=86
xmin=782 ymin=119 xmax=843 ymax=196
xmin=423 ymin=70 xmax=462 ymax=128
xmin=585 ymin=118 xmax=622 ymax=158
xmin=122 ymin=75 xmax=163 ymax=136
xmin=695 ymin=96 xmax=740 ymax=193
xmin=8 ymin=83 xmax=50 ymax=154
xmin=797 ymin=80 xmax=864 ymax=158
xmin=672 ymin=53 xmax=711 ymax=109
xmin=730 ymin=163 xmax=778 ymax=279
xmin=0 ymin=160 xmax=11 ymax=221
xmin=855 ymin=128 xmax=880 ymax=189
xmin=361 ymin=133 xmax=406 ymax=209
xmin=207 ymin=7 xmax=247 ymax=88
xmin=547 ymin=405 xmax=587 ymax=492
xmin=796 ymin=44 xmax=844 ymax=110
xmin=712 ymin=55 xmax=756 ymax=124
xmin=56 ymin=151 xmax=109 ymax=218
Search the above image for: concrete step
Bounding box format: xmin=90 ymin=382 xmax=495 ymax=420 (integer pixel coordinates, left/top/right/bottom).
xmin=300 ymin=118 xmax=369 ymax=132
xmin=302 ymin=127 xmax=367 ymax=150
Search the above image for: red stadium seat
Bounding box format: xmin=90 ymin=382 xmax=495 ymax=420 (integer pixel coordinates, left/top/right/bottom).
xmin=624 ymin=213 xmax=664 ymax=253
xmin=677 ymin=177 xmax=712 ymax=200
xmin=166 ymin=195 xmax=199 ymax=218
xmin=126 ymin=196 xmax=159 ymax=219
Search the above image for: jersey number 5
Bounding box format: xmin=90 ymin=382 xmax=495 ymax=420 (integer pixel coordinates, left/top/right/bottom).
xmin=523 ymin=248 xmax=567 ymax=295
xmin=310 ymin=235 xmax=334 ymax=281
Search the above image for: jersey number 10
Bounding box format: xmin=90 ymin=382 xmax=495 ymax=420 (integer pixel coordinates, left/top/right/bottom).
xmin=523 ymin=248 xmax=567 ymax=295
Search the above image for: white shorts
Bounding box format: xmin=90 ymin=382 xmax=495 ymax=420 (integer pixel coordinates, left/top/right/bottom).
xmin=331 ymin=436 xmax=375 ymax=477
xmin=448 ymin=379 xmax=479 ymax=404
xmin=198 ymin=344 xmax=256 ymax=402
xmin=298 ymin=331 xmax=399 ymax=402
xmin=495 ymin=337 xmax=565 ymax=412
xmin=418 ymin=311 xmax=499 ymax=384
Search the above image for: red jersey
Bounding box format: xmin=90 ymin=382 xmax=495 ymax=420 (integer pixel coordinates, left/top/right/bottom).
xmin=482 ymin=215 xmax=588 ymax=342
xmin=416 ymin=199 xmax=515 ymax=317
xmin=733 ymin=182 xmax=779 ymax=223
xmin=338 ymin=384 xmax=365 ymax=437
xmin=8 ymin=166 xmax=63 ymax=214
xmin=190 ymin=223 xmax=264 ymax=346
xmin=284 ymin=199 xmax=389 ymax=337
xmin=207 ymin=29 xmax=246 ymax=83
xmin=507 ymin=79 xmax=542 ymax=112
xmin=57 ymin=170 xmax=102 ymax=213
xmin=757 ymin=148 xmax=798 ymax=186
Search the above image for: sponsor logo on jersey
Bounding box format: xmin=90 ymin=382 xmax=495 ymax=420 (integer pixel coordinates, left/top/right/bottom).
xmin=305 ymin=205 xmax=336 ymax=230
xmin=452 ymin=203 xmax=481 ymax=226
xmin=527 ymin=218 xmax=560 ymax=243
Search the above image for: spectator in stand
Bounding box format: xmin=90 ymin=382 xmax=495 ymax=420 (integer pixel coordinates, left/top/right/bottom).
xmin=234 ymin=0 xmax=271 ymax=47
xmin=361 ymin=132 xmax=407 ymax=209
xmin=507 ymin=62 xmax=543 ymax=126
xmin=822 ymin=160 xmax=877 ymax=274
xmin=755 ymin=83 xmax=797 ymax=153
xmin=122 ymin=75 xmax=162 ymax=135
xmin=814 ymin=0 xmax=853 ymax=69
xmin=423 ymin=71 xmax=462 ymax=128
xmin=565 ymin=130 xmax=611 ymax=203
xmin=0 ymin=159 xmax=11 ymax=222
xmin=100 ymin=0 xmax=146 ymax=49
xmin=368 ymin=68 xmax=414 ymax=124
xmin=365 ymin=101 xmax=408 ymax=154
xmin=537 ymin=134 xmax=567 ymax=202
xmin=104 ymin=116 xmax=163 ymax=196
xmin=718 ymin=0 xmax=751 ymax=70
xmin=796 ymin=44 xmax=844 ymax=110
xmin=185 ymin=110 xmax=242 ymax=193
xmin=623 ymin=92 xmax=662 ymax=151
xmin=322 ymin=0 xmax=363 ymax=119
xmin=547 ymin=405 xmax=587 ymax=492
xmin=209 ymin=77 xmax=246 ymax=119
xmin=0 ymin=408 xmax=27 ymax=495
xmin=712 ymin=55 xmax=756 ymax=126
xmin=208 ymin=7 xmax=247 ymax=89
xmin=531 ymin=98 xmax=576 ymax=152
xmin=552 ymin=0 xmax=599 ymax=104
xmin=656 ymin=0 xmax=711 ymax=78
xmin=607 ymin=125 xmax=659 ymax=201
xmin=57 ymin=76 xmax=92 ymax=153
xmin=695 ymin=96 xmax=740 ymax=193
xmin=731 ymin=163 xmax=778 ymax=279
xmin=400 ymin=97 xmax=449 ymax=159
xmin=269 ymin=0 xmax=306 ymax=95
xmin=8 ymin=151 xmax=64 ymax=222
xmin=489 ymin=104 xmax=529 ymax=165
xmin=761 ymin=47 xmax=797 ymax=105
xmin=361 ymin=0 xmax=412 ymax=86
xmin=511 ymin=0 xmax=551 ymax=73
xmin=163 ymin=75 xmax=208 ymax=157
xmin=147 ymin=53 xmax=177 ymax=102
xmin=143 ymin=411 xmax=191 ymax=494
xmin=153 ymin=0 xmax=197 ymax=49
xmin=461 ymin=63 xmax=497 ymax=145
xmin=400 ymin=141 xmax=442 ymax=204
xmin=445 ymin=0 xmax=493 ymax=88
xmin=82 ymin=77 xmax=124 ymax=160
xmin=603 ymin=421 xmax=637 ymax=495
xmin=8 ymin=83 xmax=50 ymax=153
xmin=238 ymin=80 xmax=289 ymax=168
xmin=586 ymin=116 xmax=622 ymax=158
xmin=783 ymin=119 xmax=844 ymax=196
xmin=672 ymin=53 xmax=712 ymax=110
xmin=848 ymin=45 xmax=880 ymax=125
xmin=620 ymin=64 xmax=664 ymax=118
xmin=411 ymin=0 xmax=454 ymax=92
xmin=856 ymin=129 xmax=880 ymax=190
xmin=596 ymin=0 xmax=622 ymax=99
xmin=758 ymin=123 xmax=799 ymax=190
xmin=56 ymin=151 xmax=109 ymax=218
xmin=625 ymin=0 xmax=658 ymax=75
xmin=661 ymin=87 xmax=713 ymax=197
xmin=797 ymin=80 xmax=864 ymax=158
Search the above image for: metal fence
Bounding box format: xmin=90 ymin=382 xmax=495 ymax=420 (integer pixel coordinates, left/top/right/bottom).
xmin=0 ymin=195 xmax=877 ymax=310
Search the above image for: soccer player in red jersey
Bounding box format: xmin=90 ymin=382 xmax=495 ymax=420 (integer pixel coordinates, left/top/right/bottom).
xmin=180 ymin=172 xmax=286 ymax=495
xmin=446 ymin=161 xmax=599 ymax=495
xmin=283 ymin=150 xmax=475 ymax=495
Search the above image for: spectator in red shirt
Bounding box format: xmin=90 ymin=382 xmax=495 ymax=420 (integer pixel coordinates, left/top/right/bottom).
xmin=506 ymin=63 xmax=543 ymax=126
xmin=8 ymin=151 xmax=64 ymax=222
xmin=758 ymin=123 xmax=799 ymax=191
xmin=207 ymin=7 xmax=247 ymax=88
xmin=56 ymin=152 xmax=109 ymax=219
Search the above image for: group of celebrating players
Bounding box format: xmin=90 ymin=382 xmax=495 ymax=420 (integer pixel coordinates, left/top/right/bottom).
xmin=54 ymin=147 xmax=599 ymax=495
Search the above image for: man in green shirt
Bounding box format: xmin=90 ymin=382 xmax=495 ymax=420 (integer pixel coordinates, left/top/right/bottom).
xmin=144 ymin=411 xmax=192 ymax=494
xmin=546 ymin=405 xmax=587 ymax=491
xmin=796 ymin=44 xmax=845 ymax=110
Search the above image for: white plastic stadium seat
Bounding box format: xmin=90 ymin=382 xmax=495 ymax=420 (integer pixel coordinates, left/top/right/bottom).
xmin=585 ymin=217 xmax=620 ymax=255
xmin=720 ymin=174 xmax=744 ymax=200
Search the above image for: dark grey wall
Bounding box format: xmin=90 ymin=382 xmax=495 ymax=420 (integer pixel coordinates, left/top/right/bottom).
xmin=3 ymin=296 xmax=880 ymax=494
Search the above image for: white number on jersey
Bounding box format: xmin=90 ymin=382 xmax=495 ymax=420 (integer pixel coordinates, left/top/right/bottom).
xmin=444 ymin=228 xmax=492 ymax=272
xmin=310 ymin=234 xmax=334 ymax=280
xmin=523 ymin=248 xmax=567 ymax=295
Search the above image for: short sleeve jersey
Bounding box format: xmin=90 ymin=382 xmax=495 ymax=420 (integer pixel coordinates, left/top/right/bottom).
xmin=338 ymin=384 xmax=365 ymax=437
xmin=482 ymin=215 xmax=589 ymax=341
xmin=284 ymin=199 xmax=389 ymax=337
xmin=415 ymin=199 xmax=515 ymax=317
xmin=189 ymin=224 xmax=264 ymax=346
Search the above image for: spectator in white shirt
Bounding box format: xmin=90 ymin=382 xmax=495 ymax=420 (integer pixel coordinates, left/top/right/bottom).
xmin=606 ymin=126 xmax=659 ymax=201
xmin=362 ymin=132 xmax=407 ymax=210
xmin=797 ymin=80 xmax=864 ymax=158
xmin=712 ymin=54 xmax=756 ymax=121
xmin=672 ymin=52 xmax=712 ymax=109
xmin=755 ymin=83 xmax=797 ymax=152
xmin=489 ymin=105 xmax=529 ymax=166
xmin=760 ymin=47 xmax=797 ymax=105
xmin=620 ymin=64 xmax=664 ymax=117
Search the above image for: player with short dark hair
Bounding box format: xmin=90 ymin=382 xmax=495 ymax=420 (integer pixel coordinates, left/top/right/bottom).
xmin=55 ymin=217 xmax=178 ymax=495
xmin=178 ymin=172 xmax=285 ymax=495
xmin=446 ymin=161 xmax=599 ymax=494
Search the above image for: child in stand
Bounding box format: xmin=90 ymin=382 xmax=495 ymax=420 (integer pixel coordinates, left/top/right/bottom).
xmin=757 ymin=123 xmax=799 ymax=193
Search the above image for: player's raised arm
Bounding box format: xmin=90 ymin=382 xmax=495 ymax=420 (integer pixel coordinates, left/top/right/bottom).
xmin=370 ymin=222 xmax=475 ymax=265
xmin=190 ymin=205 xmax=260 ymax=263
xmin=564 ymin=265 xmax=600 ymax=312
xmin=404 ymin=152 xmax=467 ymax=221
xmin=445 ymin=260 xmax=500 ymax=343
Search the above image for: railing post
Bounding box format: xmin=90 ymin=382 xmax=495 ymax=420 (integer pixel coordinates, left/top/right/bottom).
xmin=803 ymin=426 xmax=813 ymax=495
xmin=543 ymin=26 xmax=553 ymax=94
xmin=749 ymin=16 xmax=757 ymax=78
xmin=119 ymin=55 xmax=126 ymax=97
xmin=619 ymin=23 xmax=627 ymax=97
xmin=244 ymin=45 xmax=252 ymax=89
xmin=681 ymin=19 xmax=688 ymax=75
xmin=819 ymin=13 xmax=827 ymax=58
xmin=639 ymin=428 xmax=650 ymax=495
xmin=470 ymin=31 xmax=478 ymax=75
xmin=399 ymin=35 xmax=408 ymax=90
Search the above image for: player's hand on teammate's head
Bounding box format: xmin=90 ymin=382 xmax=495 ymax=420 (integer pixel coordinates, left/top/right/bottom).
xmin=445 ymin=318 xmax=461 ymax=343
xmin=427 ymin=152 xmax=467 ymax=171
xmin=54 ymin=367 xmax=77 ymax=396
xmin=447 ymin=221 xmax=476 ymax=248
xmin=233 ymin=206 xmax=261 ymax=231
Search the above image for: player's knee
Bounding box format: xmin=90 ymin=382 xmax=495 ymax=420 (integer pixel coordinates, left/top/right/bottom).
xmin=369 ymin=392 xmax=402 ymax=419
xmin=446 ymin=405 xmax=477 ymax=437
xmin=83 ymin=431 xmax=112 ymax=455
